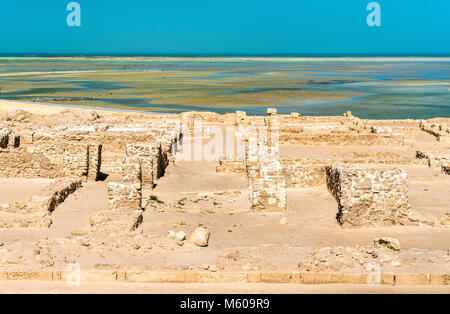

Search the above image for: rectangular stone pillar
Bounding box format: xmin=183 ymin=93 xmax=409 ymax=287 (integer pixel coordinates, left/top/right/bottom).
xmin=126 ymin=143 xmax=155 ymax=189
xmin=251 ymin=175 xmax=287 ymax=212
xmin=0 ymin=131 xmax=8 ymax=148
xmin=107 ymin=182 xmax=142 ymax=212
xmin=87 ymin=144 xmax=102 ymax=181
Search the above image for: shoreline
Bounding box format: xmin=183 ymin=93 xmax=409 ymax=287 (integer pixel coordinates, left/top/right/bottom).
xmin=0 ymin=98 xmax=447 ymax=120
xmin=2 ymin=56 xmax=450 ymax=63
xmin=0 ymin=99 xmax=169 ymax=116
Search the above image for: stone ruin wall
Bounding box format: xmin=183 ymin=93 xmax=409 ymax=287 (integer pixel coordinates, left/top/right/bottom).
xmin=0 ymin=142 xmax=102 ymax=181
xmin=326 ymin=165 xmax=412 ymax=228
xmin=416 ymin=151 xmax=450 ymax=175
xmin=216 ymin=110 xmax=416 ymax=214
xmin=278 ymin=113 xmax=409 ymax=146
xmin=420 ymin=120 xmax=450 ymax=142
xmin=91 ymin=157 xmax=144 ymax=233
xmin=281 ymin=160 xmax=326 ymax=188
xmin=90 ymin=124 xmax=182 ymax=233
xmin=279 ymin=131 xmax=405 ymax=146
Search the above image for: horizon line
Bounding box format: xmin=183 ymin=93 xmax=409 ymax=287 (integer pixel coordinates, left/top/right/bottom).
xmin=1 ymin=53 xmax=450 ymax=58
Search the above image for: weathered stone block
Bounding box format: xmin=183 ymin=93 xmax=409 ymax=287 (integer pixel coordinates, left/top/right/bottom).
xmin=126 ymin=271 xmax=186 ymax=283
xmin=108 ymin=182 xmax=142 ymax=212
xmin=87 ymin=144 xmax=102 ymax=181
xmin=429 ymin=274 xmax=450 ymax=286
xmin=326 ymin=165 xmax=411 ymax=228
xmin=251 ymin=175 xmax=286 ymax=212
xmin=126 ymin=143 xmax=155 ymax=188
xmin=122 ymin=157 xmax=142 ymax=188
xmin=281 ymin=160 xmax=325 ymax=188
xmin=62 ymin=144 xmax=89 ymax=178
xmin=260 ymin=272 xmax=292 ymax=283
xmin=395 ymin=273 xmax=429 ymax=286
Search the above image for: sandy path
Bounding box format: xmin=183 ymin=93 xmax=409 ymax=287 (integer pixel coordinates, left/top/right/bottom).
xmin=48 ymin=181 xmax=109 ymax=238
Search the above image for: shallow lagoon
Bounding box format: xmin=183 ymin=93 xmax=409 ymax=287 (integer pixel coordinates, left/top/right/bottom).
xmin=0 ymin=57 xmax=449 ymax=119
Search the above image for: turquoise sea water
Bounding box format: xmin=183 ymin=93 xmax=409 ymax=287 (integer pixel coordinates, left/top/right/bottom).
xmin=0 ymin=57 xmax=449 ymax=119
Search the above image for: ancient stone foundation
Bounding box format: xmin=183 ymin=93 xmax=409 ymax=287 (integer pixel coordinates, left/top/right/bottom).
xmin=416 ymin=151 xmax=450 ymax=175
xmin=92 ymin=158 xmax=143 ymax=233
xmin=326 ymin=165 xmax=411 ymax=228
xmin=281 ymin=160 xmax=325 ymax=188
xmin=420 ymin=120 xmax=450 ymax=142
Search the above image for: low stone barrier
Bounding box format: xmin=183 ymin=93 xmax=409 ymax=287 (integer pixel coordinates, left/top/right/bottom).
xmin=416 ymin=151 xmax=450 ymax=174
xmin=0 ymin=270 xmax=448 ymax=286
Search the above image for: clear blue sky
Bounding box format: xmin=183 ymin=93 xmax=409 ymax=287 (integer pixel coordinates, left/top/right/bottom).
xmin=1 ymin=0 xmax=449 ymax=55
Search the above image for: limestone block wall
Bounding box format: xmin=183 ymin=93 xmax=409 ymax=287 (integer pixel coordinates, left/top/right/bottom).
xmin=122 ymin=156 xmax=142 ymax=187
xmin=0 ymin=149 xmax=62 ymax=178
xmin=62 ymin=144 xmax=89 ymax=178
xmin=281 ymin=160 xmax=326 ymax=188
xmin=155 ymin=143 xmax=170 ymax=179
xmin=125 ymin=129 xmax=180 ymax=188
xmin=28 ymin=179 xmax=83 ymax=213
xmin=251 ymin=176 xmax=286 ymax=212
xmin=326 ymin=165 xmax=411 ymax=228
xmin=0 ymin=143 xmax=102 ymax=180
xmin=216 ymin=158 xmax=246 ymax=174
xmin=107 ymin=183 xmax=142 ymax=213
xmin=235 ymin=111 xmax=250 ymax=126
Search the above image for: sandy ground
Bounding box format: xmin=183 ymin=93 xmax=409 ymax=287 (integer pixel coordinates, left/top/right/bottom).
xmin=0 ymin=100 xmax=68 ymax=115
xmin=0 ymin=179 xmax=53 ymax=204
